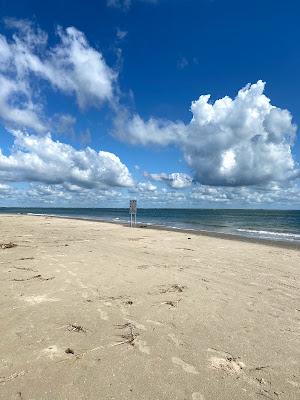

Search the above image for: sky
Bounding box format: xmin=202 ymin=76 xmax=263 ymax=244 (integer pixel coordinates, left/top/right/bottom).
xmin=0 ymin=0 xmax=299 ymax=208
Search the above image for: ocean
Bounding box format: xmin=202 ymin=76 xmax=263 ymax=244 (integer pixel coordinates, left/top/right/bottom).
xmin=1 ymin=207 xmax=300 ymax=244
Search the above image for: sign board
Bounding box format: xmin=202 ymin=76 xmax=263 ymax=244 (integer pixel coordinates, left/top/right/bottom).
xmin=129 ymin=200 xmax=137 ymax=227
xmin=129 ymin=200 xmax=137 ymax=214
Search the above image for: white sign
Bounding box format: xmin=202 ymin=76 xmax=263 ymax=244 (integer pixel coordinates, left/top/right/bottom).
xmin=129 ymin=200 xmax=137 ymax=214
xmin=129 ymin=200 xmax=137 ymax=227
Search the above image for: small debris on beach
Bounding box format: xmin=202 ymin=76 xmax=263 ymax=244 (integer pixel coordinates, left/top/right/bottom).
xmin=67 ymin=323 xmax=87 ymax=333
xmin=158 ymin=284 xmax=186 ymax=294
xmin=114 ymin=323 xmax=139 ymax=346
xmin=11 ymin=274 xmax=55 ymax=282
xmin=1 ymin=242 xmax=17 ymax=249
xmin=0 ymin=370 xmax=25 ymax=384
xmin=13 ymin=266 xmax=37 ymax=272
xmin=124 ymin=300 xmax=133 ymax=305
xmin=162 ymin=299 xmax=182 ymax=308
xmin=65 ymin=348 xmax=75 ymax=354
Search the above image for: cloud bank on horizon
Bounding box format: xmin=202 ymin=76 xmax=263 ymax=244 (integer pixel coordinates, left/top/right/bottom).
xmin=0 ymin=19 xmax=299 ymax=207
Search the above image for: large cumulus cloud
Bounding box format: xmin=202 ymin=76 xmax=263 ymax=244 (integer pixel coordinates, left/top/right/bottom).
xmin=115 ymin=81 xmax=298 ymax=186
xmin=0 ymin=131 xmax=133 ymax=188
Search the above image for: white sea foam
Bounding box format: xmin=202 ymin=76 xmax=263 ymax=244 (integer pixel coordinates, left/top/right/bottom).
xmin=237 ymin=228 xmax=300 ymax=241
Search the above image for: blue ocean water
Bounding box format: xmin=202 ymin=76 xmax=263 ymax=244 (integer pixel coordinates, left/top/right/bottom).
xmin=1 ymin=207 xmax=300 ymax=243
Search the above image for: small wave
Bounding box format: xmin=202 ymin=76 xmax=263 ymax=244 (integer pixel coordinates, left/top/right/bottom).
xmin=27 ymin=213 xmax=47 ymax=216
xmin=237 ymin=228 xmax=300 ymax=240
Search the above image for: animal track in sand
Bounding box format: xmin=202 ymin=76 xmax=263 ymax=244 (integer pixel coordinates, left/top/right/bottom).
xmin=172 ymin=357 xmax=199 ymax=375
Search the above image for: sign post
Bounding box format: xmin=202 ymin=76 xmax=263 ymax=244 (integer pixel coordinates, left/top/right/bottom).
xmin=129 ymin=200 xmax=137 ymax=227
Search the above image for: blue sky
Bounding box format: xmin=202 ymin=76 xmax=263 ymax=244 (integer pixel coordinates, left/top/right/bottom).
xmin=0 ymin=0 xmax=299 ymax=208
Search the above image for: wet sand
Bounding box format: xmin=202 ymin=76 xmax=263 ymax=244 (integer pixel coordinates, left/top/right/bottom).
xmin=0 ymin=214 xmax=299 ymax=400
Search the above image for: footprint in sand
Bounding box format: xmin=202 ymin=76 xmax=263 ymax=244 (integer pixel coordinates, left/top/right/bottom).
xmin=209 ymin=356 xmax=245 ymax=374
xmin=41 ymin=345 xmax=65 ymax=360
xmin=172 ymin=357 xmax=199 ymax=375
xmin=192 ymin=393 xmax=205 ymax=400
xmin=97 ymin=307 xmax=109 ymax=321
xmin=67 ymin=270 xmax=77 ymax=277
xmin=23 ymin=295 xmax=60 ymax=305
xmin=146 ymin=319 xmax=163 ymax=326
xmin=124 ymin=318 xmax=147 ymax=331
xmin=207 ymin=348 xmax=245 ymax=375
xmin=136 ymin=339 xmax=150 ymax=354
xmin=168 ymin=333 xmax=184 ymax=347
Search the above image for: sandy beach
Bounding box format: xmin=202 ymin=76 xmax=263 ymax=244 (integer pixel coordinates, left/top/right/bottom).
xmin=0 ymin=214 xmax=299 ymax=400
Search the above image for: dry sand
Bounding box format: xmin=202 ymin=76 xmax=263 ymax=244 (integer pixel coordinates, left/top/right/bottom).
xmin=0 ymin=214 xmax=299 ymax=400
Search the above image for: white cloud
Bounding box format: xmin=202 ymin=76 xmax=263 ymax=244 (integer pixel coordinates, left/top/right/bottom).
xmin=145 ymin=172 xmax=193 ymax=189
xmin=115 ymin=81 xmax=298 ymax=186
xmin=177 ymin=57 xmax=188 ymax=70
xmin=52 ymin=113 xmax=76 ymax=136
xmin=189 ymin=182 xmax=300 ymax=206
xmin=136 ymin=181 xmax=157 ymax=192
xmin=115 ymin=108 xmax=185 ymax=146
xmin=0 ymin=183 xmax=12 ymax=194
xmin=107 ymin=0 xmax=157 ymax=11
xmin=0 ymin=20 xmax=116 ymax=131
xmin=0 ymin=130 xmax=133 ymax=189
xmin=1 ymin=175 xmax=300 ymax=208
xmin=0 ymin=75 xmax=46 ymax=132
xmin=116 ymin=28 xmax=128 ymax=40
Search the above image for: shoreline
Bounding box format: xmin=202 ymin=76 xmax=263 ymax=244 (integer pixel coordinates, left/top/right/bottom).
xmin=3 ymin=212 xmax=300 ymax=250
